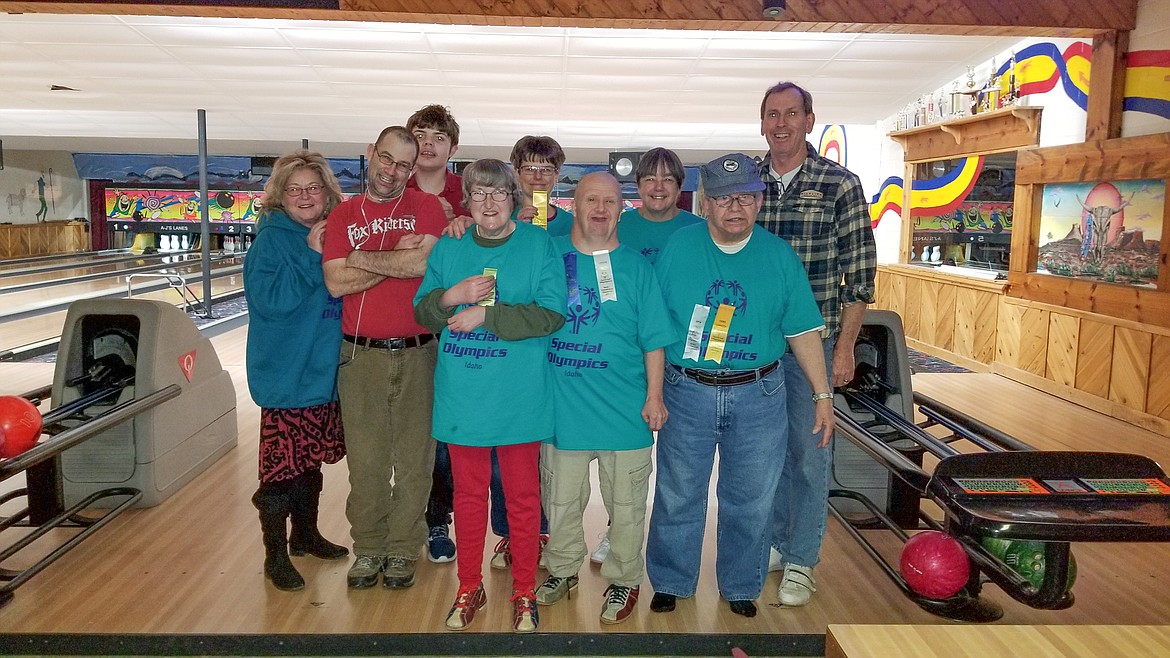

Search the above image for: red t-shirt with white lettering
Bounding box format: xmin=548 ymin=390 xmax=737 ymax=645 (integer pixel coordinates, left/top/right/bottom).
xmin=322 ymin=189 xmax=446 ymax=339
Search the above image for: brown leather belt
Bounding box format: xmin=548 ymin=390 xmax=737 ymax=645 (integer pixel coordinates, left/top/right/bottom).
xmin=678 ymin=360 xmax=780 ymax=387
xmin=344 ymin=333 xmax=435 ymax=351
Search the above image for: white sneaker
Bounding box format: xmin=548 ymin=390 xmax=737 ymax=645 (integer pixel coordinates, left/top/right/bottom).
xmin=768 ymin=546 xmax=784 ymax=572
xmin=778 ymin=564 xmax=816 ymax=606
xmin=590 ymin=533 xmax=611 ymax=565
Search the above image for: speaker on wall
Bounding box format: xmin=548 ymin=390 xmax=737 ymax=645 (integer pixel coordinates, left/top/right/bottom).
xmin=609 ymin=151 xmax=642 ymax=183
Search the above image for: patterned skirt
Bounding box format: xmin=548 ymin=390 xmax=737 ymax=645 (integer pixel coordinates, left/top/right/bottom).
xmin=258 ymin=400 xmax=346 ymax=483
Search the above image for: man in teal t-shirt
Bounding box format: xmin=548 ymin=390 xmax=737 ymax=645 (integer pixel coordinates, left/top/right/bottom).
xmin=645 ymin=153 xmax=835 ymax=619
xmin=617 ymin=147 xmax=703 ymax=265
xmin=535 ymin=172 xmax=674 ymax=626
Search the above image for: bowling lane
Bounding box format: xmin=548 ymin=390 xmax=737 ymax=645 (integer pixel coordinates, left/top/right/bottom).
xmin=0 ymin=249 xmax=132 ymax=273
xmin=0 ymin=276 xmax=245 ymax=354
xmin=0 ymin=251 xmax=239 ymax=290
xmin=0 ymin=256 xmax=244 ymax=319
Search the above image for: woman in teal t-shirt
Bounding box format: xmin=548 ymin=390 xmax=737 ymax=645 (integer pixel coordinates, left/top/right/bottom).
xmin=414 ymin=158 xmax=566 ymax=634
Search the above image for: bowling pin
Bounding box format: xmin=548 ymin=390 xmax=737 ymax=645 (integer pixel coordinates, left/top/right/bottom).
xmin=930 ymin=245 xmax=942 ymax=263
xmin=162 ymin=234 xmax=172 ymax=251
xmin=181 ymin=234 xmax=190 ymax=250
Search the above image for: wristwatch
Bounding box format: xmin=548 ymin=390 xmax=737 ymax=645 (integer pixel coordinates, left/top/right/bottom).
xmin=812 ymin=392 xmax=834 ymax=402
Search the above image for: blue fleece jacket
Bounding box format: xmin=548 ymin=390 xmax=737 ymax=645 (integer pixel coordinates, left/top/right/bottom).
xmin=243 ymin=210 xmax=343 ymax=409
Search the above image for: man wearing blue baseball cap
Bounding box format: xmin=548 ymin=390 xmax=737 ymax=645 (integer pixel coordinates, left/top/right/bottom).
xmin=645 ymin=153 xmax=835 ymax=618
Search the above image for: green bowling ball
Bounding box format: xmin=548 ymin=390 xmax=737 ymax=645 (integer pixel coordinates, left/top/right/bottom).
xmin=980 ymin=537 xmax=1077 ymax=591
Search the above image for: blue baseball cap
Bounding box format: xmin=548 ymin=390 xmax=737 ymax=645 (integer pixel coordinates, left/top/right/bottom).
xmin=701 ymin=153 xmax=765 ymax=198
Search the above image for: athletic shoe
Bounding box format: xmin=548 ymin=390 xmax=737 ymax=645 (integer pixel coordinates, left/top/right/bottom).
xmin=535 ymin=573 xmax=578 ymax=605
xmin=538 ymin=533 xmax=550 ymax=570
xmin=590 ymin=533 xmax=611 ymax=565
xmin=382 ymin=556 xmax=416 ymax=589
xmin=600 ymin=584 xmax=639 ymax=624
xmin=778 ymin=564 xmax=816 ymax=606
xmin=444 ymin=583 xmax=487 ymax=631
xmin=490 ymin=538 xmax=511 ymax=570
xmin=511 ymin=590 xmax=539 ymax=633
xmin=768 ymin=546 xmax=784 ymax=572
xmin=427 ymin=525 xmax=457 ymax=563
xmin=346 ymin=554 xmax=385 ymax=589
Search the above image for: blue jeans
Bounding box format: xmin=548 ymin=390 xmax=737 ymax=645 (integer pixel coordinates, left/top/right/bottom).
xmin=771 ymin=338 xmax=835 ymax=568
xmin=646 ymin=364 xmax=788 ymax=602
xmin=425 ymin=442 xmax=453 ymax=528
xmin=491 ymin=448 xmax=549 ymax=537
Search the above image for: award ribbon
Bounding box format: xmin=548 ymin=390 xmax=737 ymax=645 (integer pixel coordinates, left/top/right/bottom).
xmin=563 ymin=252 xmax=580 ymax=309
xmin=703 ymin=303 xmax=736 ymax=363
xmin=592 ymin=250 xmax=617 ymax=302
xmin=478 ymin=267 xmax=498 ymax=306
xmin=532 ymin=191 xmax=548 ymax=228
xmin=683 ymin=304 xmax=711 ymax=362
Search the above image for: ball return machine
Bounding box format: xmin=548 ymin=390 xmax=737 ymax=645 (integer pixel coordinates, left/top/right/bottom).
xmin=827 ymin=310 xmax=1170 ymax=622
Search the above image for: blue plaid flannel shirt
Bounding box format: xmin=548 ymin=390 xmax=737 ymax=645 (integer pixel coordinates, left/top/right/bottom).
xmin=755 ymin=143 xmax=877 ymax=338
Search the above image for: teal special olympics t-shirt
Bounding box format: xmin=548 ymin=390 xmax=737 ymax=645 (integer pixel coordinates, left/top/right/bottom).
xmin=617 ymin=208 xmax=703 ymax=265
xmin=415 ymin=221 xmax=568 ymax=446
xmin=548 ymin=237 xmax=676 ymax=451
xmin=655 ymin=223 xmax=824 ymax=371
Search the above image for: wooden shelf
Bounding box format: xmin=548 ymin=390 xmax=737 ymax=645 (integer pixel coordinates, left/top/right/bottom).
xmin=890 ymin=106 xmax=1043 ymax=161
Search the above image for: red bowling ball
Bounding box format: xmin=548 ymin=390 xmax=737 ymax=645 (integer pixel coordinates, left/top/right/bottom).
xmin=900 ymin=530 xmax=970 ymax=600
xmin=0 ymin=395 xmax=44 ymax=458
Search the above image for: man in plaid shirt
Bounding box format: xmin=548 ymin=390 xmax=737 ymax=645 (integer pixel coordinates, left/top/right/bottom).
xmin=755 ymin=81 xmax=877 ymax=608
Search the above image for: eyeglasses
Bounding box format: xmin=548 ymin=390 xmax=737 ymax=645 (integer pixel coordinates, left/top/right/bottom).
xmin=712 ymin=193 xmax=761 ymax=208
xmin=375 ymin=150 xmax=414 ymax=173
xmin=519 ymin=165 xmax=557 ymax=177
xmin=468 ymin=188 xmax=512 ymax=202
xmin=285 ymin=183 xmax=324 ymax=197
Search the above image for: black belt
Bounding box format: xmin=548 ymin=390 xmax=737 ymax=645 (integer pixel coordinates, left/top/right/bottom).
xmin=344 ymin=333 xmax=435 ymax=351
xmin=677 ymin=361 xmax=779 ymax=387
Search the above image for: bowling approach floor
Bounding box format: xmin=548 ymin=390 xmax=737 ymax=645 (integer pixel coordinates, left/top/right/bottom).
xmin=1 ymin=324 xmax=1170 ymax=657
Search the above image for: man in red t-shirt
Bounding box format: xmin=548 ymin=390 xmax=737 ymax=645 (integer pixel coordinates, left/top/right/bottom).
xmin=322 ymin=125 xmax=448 ymax=591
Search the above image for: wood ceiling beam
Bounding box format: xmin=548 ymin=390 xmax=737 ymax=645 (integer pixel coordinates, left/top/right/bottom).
xmin=0 ymin=0 xmax=1138 ymax=37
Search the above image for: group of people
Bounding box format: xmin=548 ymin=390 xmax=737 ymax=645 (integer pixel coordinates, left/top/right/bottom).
xmin=242 ymin=81 xmax=877 ymax=633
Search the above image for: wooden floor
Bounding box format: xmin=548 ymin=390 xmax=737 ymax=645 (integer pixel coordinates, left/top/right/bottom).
xmin=2 ymin=323 xmax=1170 ymax=655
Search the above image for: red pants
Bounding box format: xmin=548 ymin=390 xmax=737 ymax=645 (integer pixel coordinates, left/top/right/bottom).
xmin=448 ymin=441 xmax=541 ymax=593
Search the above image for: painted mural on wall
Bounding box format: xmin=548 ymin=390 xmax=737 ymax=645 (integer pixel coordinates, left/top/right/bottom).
xmin=1124 ymin=50 xmax=1170 ymax=120
xmin=105 ymin=188 xmax=263 ymax=223
xmin=1037 ymin=180 xmax=1164 ymax=286
xmin=818 ymin=125 xmax=847 ymax=167
xmin=74 ymin=153 xmax=366 ymax=190
xmin=4 ymin=168 xmax=59 ymax=222
xmin=995 ymin=42 xmax=1091 ymax=110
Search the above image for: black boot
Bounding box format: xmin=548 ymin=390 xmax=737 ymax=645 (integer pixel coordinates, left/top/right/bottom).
xmin=253 ymin=485 xmax=305 ymax=591
xmin=289 ymin=470 xmax=349 ymax=560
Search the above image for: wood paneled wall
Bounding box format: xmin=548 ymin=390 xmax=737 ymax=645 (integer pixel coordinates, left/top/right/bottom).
xmin=0 ymin=221 xmax=88 ymax=259
xmin=877 ymin=264 xmax=1170 ymax=438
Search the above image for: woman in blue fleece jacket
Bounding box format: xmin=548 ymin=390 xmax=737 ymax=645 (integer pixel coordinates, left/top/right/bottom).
xmin=244 ymin=150 xmax=347 ymax=591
